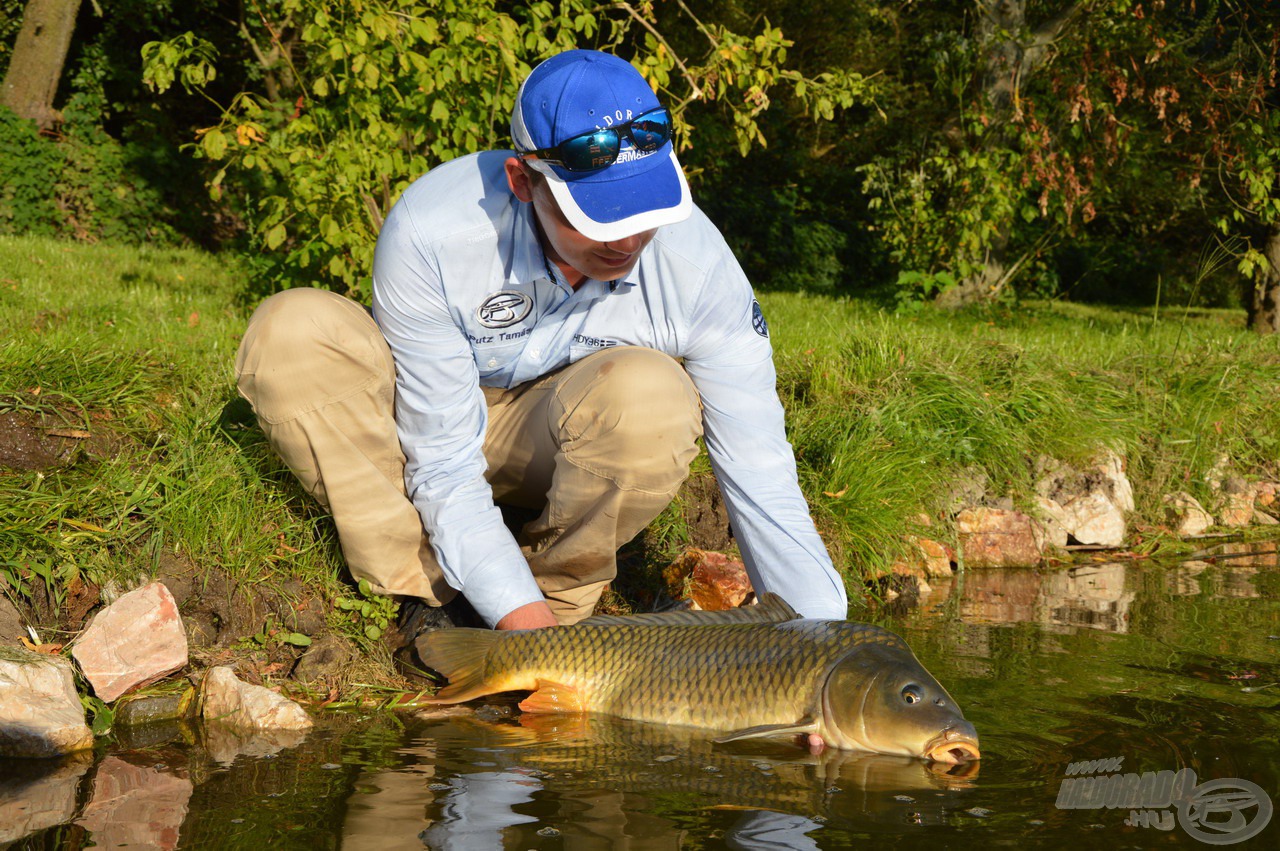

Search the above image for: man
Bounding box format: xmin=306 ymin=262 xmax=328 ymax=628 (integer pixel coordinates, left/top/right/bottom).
xmin=236 ymin=49 xmax=847 ymax=642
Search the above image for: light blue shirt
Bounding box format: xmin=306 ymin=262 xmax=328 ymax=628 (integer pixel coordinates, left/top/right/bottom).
xmin=372 ymin=151 xmax=848 ymax=625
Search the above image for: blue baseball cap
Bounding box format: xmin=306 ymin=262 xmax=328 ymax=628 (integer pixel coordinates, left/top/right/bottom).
xmin=511 ymin=50 xmax=692 ymax=242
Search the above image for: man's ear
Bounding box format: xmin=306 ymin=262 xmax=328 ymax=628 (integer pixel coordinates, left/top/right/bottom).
xmin=505 ymin=157 xmax=534 ymax=203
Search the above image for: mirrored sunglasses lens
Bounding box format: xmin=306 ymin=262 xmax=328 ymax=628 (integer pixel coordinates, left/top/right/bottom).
xmin=560 ymin=129 xmax=620 ymax=171
xmin=630 ymin=112 xmax=671 ymax=151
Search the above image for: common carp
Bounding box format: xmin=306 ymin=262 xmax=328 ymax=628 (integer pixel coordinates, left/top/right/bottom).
xmin=417 ymin=594 xmax=980 ymax=763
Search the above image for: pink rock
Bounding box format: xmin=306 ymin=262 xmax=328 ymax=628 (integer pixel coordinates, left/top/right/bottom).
xmin=955 ymin=507 xmax=1046 ymax=568
xmin=72 ymin=582 xmax=188 ymax=703
xmin=1218 ymin=491 xmax=1257 ymax=528
xmin=912 ymin=537 xmax=956 ymax=579
xmin=201 ymin=667 xmax=313 ymax=731
xmin=663 ymin=549 xmax=754 ymax=611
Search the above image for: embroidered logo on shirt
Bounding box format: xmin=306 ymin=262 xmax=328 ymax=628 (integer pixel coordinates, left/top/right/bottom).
xmin=751 ymin=299 xmax=769 ymax=338
xmin=477 ymin=291 xmax=533 ymax=328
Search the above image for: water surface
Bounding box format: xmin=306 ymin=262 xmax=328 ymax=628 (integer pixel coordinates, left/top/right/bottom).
xmin=4 ymin=547 xmax=1277 ymax=848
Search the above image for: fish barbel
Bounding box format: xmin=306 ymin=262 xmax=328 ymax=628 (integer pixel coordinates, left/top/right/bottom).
xmin=418 ymin=594 xmax=980 ymax=763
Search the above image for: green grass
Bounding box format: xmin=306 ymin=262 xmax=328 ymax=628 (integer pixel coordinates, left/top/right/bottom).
xmin=764 ymin=293 xmax=1280 ymax=573
xmin=0 ymin=234 xmax=347 ymax=615
xmin=3 ymin=233 xmax=1279 ymax=628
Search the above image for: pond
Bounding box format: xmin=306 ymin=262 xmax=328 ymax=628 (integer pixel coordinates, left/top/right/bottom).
xmin=3 ymin=544 xmax=1278 ymax=849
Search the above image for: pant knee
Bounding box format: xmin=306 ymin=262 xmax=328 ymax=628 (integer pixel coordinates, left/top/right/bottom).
xmin=557 ymin=348 xmax=702 ymax=490
xmin=236 ymin=289 xmax=394 ymax=424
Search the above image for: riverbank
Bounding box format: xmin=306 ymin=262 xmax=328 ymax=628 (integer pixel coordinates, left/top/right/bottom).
xmin=3 ymin=234 xmax=1279 ymax=710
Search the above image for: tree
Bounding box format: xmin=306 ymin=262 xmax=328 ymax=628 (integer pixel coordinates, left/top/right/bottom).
xmin=141 ymin=0 xmax=876 ymax=297
xmin=1 ymin=0 xmax=81 ymax=129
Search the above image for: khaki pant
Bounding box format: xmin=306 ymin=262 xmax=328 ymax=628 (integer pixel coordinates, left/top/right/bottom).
xmin=234 ymin=288 xmax=702 ymax=624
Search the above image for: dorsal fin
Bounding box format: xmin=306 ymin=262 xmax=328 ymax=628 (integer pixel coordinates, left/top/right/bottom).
xmin=578 ymin=592 xmax=799 ymax=627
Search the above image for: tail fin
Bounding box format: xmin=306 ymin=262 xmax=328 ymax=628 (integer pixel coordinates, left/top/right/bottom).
xmin=417 ymin=628 xmax=501 ymax=704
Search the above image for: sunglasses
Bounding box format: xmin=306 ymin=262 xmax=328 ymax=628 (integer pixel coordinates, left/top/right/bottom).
xmin=519 ymin=108 xmax=673 ymax=173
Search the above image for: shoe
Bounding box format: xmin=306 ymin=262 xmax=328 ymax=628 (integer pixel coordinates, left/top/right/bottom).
xmin=392 ymin=594 xmax=485 ymax=649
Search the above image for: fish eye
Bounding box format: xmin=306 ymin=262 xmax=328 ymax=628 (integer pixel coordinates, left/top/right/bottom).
xmin=901 ymin=685 xmax=922 ymax=705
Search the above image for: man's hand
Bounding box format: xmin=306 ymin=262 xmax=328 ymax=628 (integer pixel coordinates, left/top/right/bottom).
xmin=496 ymin=600 xmax=558 ymax=630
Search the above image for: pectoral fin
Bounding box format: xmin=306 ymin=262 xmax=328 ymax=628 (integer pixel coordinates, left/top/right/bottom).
xmin=713 ymin=717 xmax=819 ymax=744
xmin=518 ymin=680 xmax=587 ymax=714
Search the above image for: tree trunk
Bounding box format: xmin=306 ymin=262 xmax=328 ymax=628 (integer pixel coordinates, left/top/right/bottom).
xmin=1248 ymin=224 xmax=1280 ymax=334
xmin=938 ymin=1 xmax=1083 ymax=308
xmin=0 ymin=0 xmax=82 ymax=131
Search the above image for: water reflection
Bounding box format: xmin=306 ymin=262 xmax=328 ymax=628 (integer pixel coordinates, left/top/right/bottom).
xmin=388 ymin=714 xmax=979 ymax=849
xmin=75 ymin=756 xmax=192 ymax=850
xmin=0 ymin=753 xmax=90 ymax=845
xmin=0 ymin=548 xmax=1277 ymax=848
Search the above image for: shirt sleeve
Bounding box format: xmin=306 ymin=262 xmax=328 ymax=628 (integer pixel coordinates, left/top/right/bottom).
xmin=370 ymin=200 xmax=544 ymax=627
xmin=681 ymin=251 xmax=849 ymax=620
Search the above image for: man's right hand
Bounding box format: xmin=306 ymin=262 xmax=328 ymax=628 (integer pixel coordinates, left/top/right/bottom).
xmin=495 ymin=600 xmax=558 ymax=630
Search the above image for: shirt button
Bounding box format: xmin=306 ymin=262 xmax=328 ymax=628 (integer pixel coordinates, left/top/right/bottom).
xmin=530 ymin=349 xmax=541 ymax=359
xmin=487 ymin=358 xmax=497 ymax=368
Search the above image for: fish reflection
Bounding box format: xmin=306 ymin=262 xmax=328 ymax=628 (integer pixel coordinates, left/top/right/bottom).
xmin=404 ymin=712 xmax=979 ymax=849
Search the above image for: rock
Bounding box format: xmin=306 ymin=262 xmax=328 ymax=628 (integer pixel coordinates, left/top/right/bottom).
xmin=1205 ymin=454 xmax=1231 ymax=492
xmin=76 ymin=757 xmax=193 ymax=850
xmin=71 ymin=582 xmax=188 ymax=703
xmin=910 ymin=537 xmax=955 ymax=579
xmin=663 ymin=549 xmax=754 ymax=611
xmin=1253 ymin=509 xmax=1279 ymax=526
xmin=1 ymin=594 xmax=26 ymax=643
xmin=955 ymin=508 xmax=1046 ymax=568
xmin=0 ymin=753 xmax=93 ymax=844
xmin=1217 ymin=478 xmax=1258 ymax=527
xmin=1095 ymin=450 xmax=1136 ymax=512
xmin=292 ymin=634 xmax=356 ymax=683
xmin=1034 ymin=453 xmax=1131 ymax=546
xmin=200 ymin=666 xmax=313 ymax=731
xmin=0 ymin=648 xmax=95 ymax=758
xmin=1033 ymin=497 xmax=1071 ymax=549
xmin=1256 ymin=481 xmax=1278 ymax=508
xmin=1164 ymin=492 xmax=1214 ymax=537
xmin=113 ymin=689 xmax=197 ymax=728
xmin=1063 ymin=490 xmax=1127 ymax=547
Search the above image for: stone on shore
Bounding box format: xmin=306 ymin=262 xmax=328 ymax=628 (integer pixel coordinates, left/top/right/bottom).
xmin=201 ymin=666 xmax=313 ymax=731
xmin=955 ymin=507 xmax=1047 ymax=568
xmin=0 ymin=648 xmax=95 ymax=758
xmin=71 ymin=582 xmax=188 ymax=703
xmin=1164 ymin=492 xmax=1214 ymax=537
xmin=663 ymin=549 xmax=754 ymax=610
xmin=1033 ymin=452 xmax=1131 ymax=547
xmin=1217 ymin=477 xmax=1258 ymax=528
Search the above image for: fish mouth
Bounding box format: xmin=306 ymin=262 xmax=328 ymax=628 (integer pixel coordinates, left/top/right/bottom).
xmin=923 ymin=728 xmax=981 ymax=764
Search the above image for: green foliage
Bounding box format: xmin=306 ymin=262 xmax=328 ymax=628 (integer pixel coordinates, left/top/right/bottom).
xmin=336 ymin=578 xmax=398 ymax=642
xmin=0 ymin=108 xmax=63 ymax=235
xmin=0 ymin=102 xmax=183 ymax=244
xmin=141 ymin=0 xmax=876 ymax=297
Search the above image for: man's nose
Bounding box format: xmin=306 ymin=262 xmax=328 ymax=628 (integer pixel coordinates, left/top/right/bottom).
xmin=604 ymin=234 xmax=643 ymax=253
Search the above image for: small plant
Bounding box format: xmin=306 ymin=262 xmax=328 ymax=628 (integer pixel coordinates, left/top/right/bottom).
xmin=336 ymin=579 xmax=398 ymax=642
xmin=239 ymin=614 xmax=312 ymax=650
